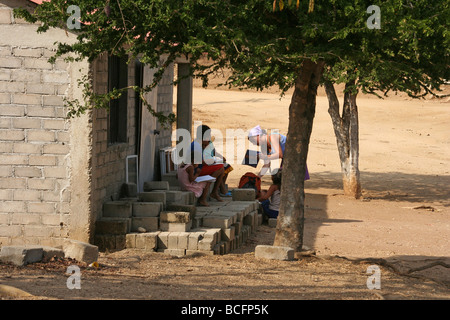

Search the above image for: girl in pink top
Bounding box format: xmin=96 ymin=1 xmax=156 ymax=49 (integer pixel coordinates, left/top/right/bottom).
xmin=177 ymin=152 xmax=212 ymax=206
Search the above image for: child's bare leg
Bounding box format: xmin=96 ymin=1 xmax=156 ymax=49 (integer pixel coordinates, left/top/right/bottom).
xmin=198 ymin=182 xmax=211 ymax=206
xmin=210 ymin=168 xmax=224 ymax=201
xmin=220 ymin=173 xmax=229 ymax=194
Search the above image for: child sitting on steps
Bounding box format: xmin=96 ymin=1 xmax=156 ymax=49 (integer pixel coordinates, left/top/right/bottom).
xmin=177 ymin=151 xmax=213 ymax=207
xmin=257 ymin=170 xmax=282 ymax=220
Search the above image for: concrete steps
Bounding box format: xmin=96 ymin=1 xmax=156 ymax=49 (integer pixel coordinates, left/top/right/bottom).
xmin=95 ymin=183 xmax=262 ymax=255
xmin=161 ymin=172 xmax=179 ymax=188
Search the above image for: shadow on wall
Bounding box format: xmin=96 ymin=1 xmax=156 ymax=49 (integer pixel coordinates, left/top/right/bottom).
xmin=305 ymin=171 xmax=450 ymax=207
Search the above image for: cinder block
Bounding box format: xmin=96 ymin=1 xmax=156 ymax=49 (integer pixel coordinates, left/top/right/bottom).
xmin=135 ymin=232 xmax=159 ymax=250
xmin=213 ymin=211 xmax=238 ymax=224
xmin=43 ymin=119 xmax=65 ymax=130
xmin=28 ymin=178 xmax=54 ymax=191
xmin=0 ymin=105 xmax=25 ymax=118
xmin=232 ymin=188 xmax=256 ymax=201
xmin=202 ymin=216 xmax=232 ymax=229
xmin=181 ymin=191 xmax=196 ymax=205
xmin=126 ymin=233 xmax=137 ymax=248
xmin=224 ymin=202 xmax=250 ymax=212
xmin=166 ymin=204 xmax=197 ymax=219
xmin=143 ymin=181 xmax=169 ymax=191
xmin=27 ymin=106 xmax=55 ymax=118
xmin=121 ymin=183 xmax=138 ymax=198
xmin=29 ymin=155 xmax=56 ymax=166
xmin=13 ymin=143 xmax=41 ymax=155
xmin=0 ymin=130 xmax=26 ymax=141
xmin=27 ymin=83 xmax=54 ymax=95
xmin=63 ymin=239 xmax=99 ymax=264
xmin=187 ymin=232 xmax=203 ymax=250
xmin=14 ymin=167 xmax=42 ymax=178
xmin=157 ymin=232 xmax=170 ymax=249
xmin=168 ymin=232 xmax=180 ymax=249
xmin=13 ymin=48 xmax=42 ymax=58
xmin=177 ymin=232 xmax=190 ymax=249
xmin=160 ymin=221 xmax=192 ymax=232
xmin=255 ymin=245 xmax=295 ymax=261
xmin=165 ymin=191 xmax=183 ymax=204
xmin=0 ymin=57 xmax=21 ymax=69
xmin=195 ymin=206 xmax=214 ymax=214
xmin=42 ymin=71 xmax=69 ymax=84
xmin=12 ymin=118 xmax=41 ymax=129
xmin=132 ymin=202 xmax=162 ymax=217
xmin=0 ymin=245 xmax=43 ymax=266
xmin=43 ymin=166 xmax=67 ymax=178
xmin=23 ymin=58 xmax=52 ymax=70
xmin=161 ymin=172 xmax=180 ymax=187
xmin=243 ymin=211 xmax=255 ymax=229
xmin=95 ymin=218 xmax=130 ymax=235
xmin=232 ymin=222 xmax=242 ymax=235
xmin=197 ymin=238 xmax=215 ymax=251
xmin=160 ymin=211 xmax=191 ymax=223
xmin=224 ymin=208 xmax=248 ymax=222
xmin=221 ymin=226 xmax=235 ymax=242
xmin=139 ymin=192 xmax=166 ymax=205
xmin=103 ymin=201 xmax=132 ymax=218
xmin=131 ymin=217 xmax=159 ymax=232
xmin=202 ymin=228 xmax=221 ymax=244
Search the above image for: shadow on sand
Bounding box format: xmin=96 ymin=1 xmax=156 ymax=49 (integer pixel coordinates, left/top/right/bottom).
xmin=305 ymin=170 xmax=450 ymax=207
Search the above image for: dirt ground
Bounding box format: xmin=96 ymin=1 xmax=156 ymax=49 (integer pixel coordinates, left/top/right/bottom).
xmin=0 ymin=85 xmax=449 ymax=301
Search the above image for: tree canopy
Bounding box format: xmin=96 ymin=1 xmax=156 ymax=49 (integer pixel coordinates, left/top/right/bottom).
xmin=15 ymin=0 xmax=449 ymax=112
xmin=15 ymin=0 xmax=449 ymax=250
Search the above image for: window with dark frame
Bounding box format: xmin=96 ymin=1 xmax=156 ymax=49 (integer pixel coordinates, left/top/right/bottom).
xmin=108 ymin=55 xmax=128 ymax=144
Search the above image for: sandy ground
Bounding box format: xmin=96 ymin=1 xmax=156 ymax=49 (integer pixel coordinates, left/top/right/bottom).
xmin=190 ymin=86 xmax=450 ymax=259
xmin=0 ymin=86 xmax=449 ymax=302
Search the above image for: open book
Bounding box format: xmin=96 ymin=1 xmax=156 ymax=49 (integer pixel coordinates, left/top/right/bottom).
xmin=242 ymin=150 xmax=260 ymax=168
xmin=195 ymin=175 xmax=216 ymax=183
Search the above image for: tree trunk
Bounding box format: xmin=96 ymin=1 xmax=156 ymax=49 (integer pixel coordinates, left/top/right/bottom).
xmin=273 ymin=59 xmax=324 ymax=252
xmin=324 ymin=81 xmax=362 ymax=199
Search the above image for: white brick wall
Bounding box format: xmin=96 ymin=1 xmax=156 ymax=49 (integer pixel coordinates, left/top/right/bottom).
xmin=0 ymin=1 xmax=75 ymax=247
xmin=0 ymin=1 xmax=178 ymax=246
